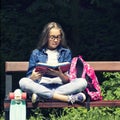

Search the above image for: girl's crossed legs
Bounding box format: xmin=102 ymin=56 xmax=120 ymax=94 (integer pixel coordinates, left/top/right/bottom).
xmin=19 ymin=77 xmax=87 ymax=103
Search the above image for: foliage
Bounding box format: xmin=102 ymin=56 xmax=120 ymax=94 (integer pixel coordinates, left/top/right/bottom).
xmin=1 ymin=0 xmax=120 ymax=61
xmin=28 ymin=108 xmax=45 ymax=120
xmin=28 ymin=107 xmax=120 ymax=120
xmin=0 ymin=113 xmax=4 ymax=120
xmin=49 ymin=107 xmax=120 ymax=120
xmin=101 ymin=72 xmax=120 ymax=100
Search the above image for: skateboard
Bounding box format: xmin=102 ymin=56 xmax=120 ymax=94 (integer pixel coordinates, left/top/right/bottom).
xmin=9 ymin=89 xmax=27 ymax=120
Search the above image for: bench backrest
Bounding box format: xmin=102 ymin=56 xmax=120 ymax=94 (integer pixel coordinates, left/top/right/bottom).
xmin=5 ymin=61 xmax=120 ymax=72
xmin=5 ymin=61 xmax=120 ymax=96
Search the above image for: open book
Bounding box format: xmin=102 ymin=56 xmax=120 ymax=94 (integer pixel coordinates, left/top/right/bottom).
xmin=35 ymin=62 xmax=70 ymax=73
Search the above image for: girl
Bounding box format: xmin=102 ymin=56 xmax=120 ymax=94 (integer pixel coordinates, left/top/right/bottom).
xmin=19 ymin=22 xmax=87 ymax=104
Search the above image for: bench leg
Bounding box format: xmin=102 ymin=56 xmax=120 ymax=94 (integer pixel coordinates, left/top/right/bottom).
xmin=4 ymin=109 xmax=9 ymax=120
xmin=4 ymin=99 xmax=10 ymax=120
xmin=5 ymin=74 xmax=12 ymax=97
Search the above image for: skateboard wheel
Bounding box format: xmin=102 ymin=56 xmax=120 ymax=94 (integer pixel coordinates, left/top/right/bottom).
xmin=22 ymin=93 xmax=27 ymax=99
xmin=9 ymin=92 xmax=14 ymax=99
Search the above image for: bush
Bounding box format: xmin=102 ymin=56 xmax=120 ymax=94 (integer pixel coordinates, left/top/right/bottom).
xmin=101 ymin=72 xmax=120 ymax=100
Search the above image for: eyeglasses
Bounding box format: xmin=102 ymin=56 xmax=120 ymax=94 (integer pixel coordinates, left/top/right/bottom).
xmin=49 ymin=35 xmax=62 ymax=41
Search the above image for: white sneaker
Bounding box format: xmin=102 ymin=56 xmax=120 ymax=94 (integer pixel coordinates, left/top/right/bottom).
xmin=31 ymin=93 xmax=38 ymax=103
xmin=75 ymin=93 xmax=86 ymax=102
xmin=69 ymin=92 xmax=86 ymax=104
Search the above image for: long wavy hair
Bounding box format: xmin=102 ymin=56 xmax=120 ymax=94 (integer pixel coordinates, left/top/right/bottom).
xmin=37 ymin=22 xmax=69 ymax=49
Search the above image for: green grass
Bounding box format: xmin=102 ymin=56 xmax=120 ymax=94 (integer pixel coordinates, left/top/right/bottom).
xmin=28 ymin=107 xmax=120 ymax=120
xmin=1 ymin=107 xmax=120 ymax=120
xmin=1 ymin=105 xmax=120 ymax=120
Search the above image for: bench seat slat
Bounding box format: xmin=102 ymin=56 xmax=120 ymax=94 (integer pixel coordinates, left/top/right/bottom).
xmin=4 ymin=100 xmax=120 ymax=109
xmin=26 ymin=100 xmax=120 ymax=108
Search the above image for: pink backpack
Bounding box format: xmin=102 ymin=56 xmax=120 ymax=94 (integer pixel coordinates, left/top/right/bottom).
xmin=69 ymin=56 xmax=102 ymax=101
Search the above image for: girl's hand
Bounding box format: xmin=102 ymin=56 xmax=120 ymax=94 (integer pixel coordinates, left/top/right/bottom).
xmin=30 ymin=69 xmax=42 ymax=81
xmin=47 ymin=67 xmax=62 ymax=76
xmin=47 ymin=67 xmax=69 ymax=83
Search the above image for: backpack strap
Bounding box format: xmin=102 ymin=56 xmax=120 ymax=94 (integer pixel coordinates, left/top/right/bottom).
xmin=86 ymin=94 xmax=90 ymax=111
xmin=76 ymin=58 xmax=84 ymax=78
xmin=83 ymin=91 xmax=90 ymax=111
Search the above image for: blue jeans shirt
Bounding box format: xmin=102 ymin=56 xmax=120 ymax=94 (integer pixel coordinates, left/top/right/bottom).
xmin=26 ymin=46 xmax=72 ymax=77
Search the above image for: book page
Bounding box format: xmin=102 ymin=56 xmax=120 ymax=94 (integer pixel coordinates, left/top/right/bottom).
xmin=37 ymin=62 xmax=70 ymax=67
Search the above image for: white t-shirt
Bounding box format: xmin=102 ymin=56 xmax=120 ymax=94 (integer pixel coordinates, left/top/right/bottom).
xmin=46 ymin=49 xmax=59 ymax=65
xmin=39 ymin=49 xmax=63 ymax=84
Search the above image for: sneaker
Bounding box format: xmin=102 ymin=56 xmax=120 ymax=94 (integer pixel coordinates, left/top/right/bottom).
xmin=31 ymin=93 xmax=38 ymax=103
xmin=69 ymin=92 xmax=86 ymax=104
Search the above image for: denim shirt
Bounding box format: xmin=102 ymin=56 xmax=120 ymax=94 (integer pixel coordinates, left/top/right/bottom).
xmin=26 ymin=46 xmax=72 ymax=77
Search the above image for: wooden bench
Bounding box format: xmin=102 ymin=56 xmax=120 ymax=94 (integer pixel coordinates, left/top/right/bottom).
xmin=4 ymin=61 xmax=120 ymax=119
